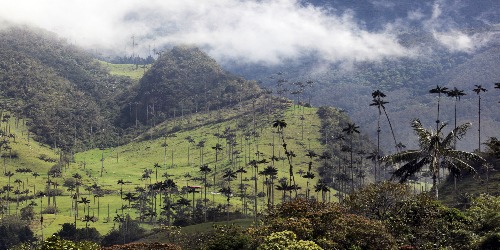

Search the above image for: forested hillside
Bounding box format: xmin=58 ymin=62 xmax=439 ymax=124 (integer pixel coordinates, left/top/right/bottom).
xmin=117 ymin=46 xmax=261 ymax=128
xmin=0 ymin=26 xmax=133 ymax=151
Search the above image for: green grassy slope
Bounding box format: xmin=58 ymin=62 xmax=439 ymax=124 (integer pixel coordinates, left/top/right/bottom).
xmin=0 ymin=95 xmax=331 ymax=237
xmin=97 ymin=61 xmax=147 ymax=81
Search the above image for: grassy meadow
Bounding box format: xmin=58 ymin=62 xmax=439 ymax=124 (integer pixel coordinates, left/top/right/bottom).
xmin=1 ymin=98 xmax=336 ymax=237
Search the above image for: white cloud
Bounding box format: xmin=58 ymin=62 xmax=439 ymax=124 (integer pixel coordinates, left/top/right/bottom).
xmin=432 ymin=30 xmax=474 ymax=52
xmin=423 ymin=1 xmax=496 ymax=53
xmin=0 ymin=0 xmax=411 ymax=65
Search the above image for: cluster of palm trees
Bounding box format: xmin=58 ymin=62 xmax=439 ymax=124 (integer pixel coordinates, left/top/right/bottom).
xmin=380 ymin=83 xmax=499 ymax=199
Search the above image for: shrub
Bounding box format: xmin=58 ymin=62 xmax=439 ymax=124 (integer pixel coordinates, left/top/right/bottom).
xmin=20 ymin=206 xmax=35 ymax=221
xmin=257 ymin=231 xmax=322 ymax=250
xmin=203 ymin=224 xmax=252 ymax=250
xmin=253 ymin=199 xmax=397 ymax=250
xmin=0 ymin=216 xmax=35 ymax=249
xmin=477 ymin=232 xmax=500 ymax=250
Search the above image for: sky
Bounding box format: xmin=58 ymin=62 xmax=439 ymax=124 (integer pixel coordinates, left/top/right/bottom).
xmin=0 ymin=0 xmax=497 ymax=65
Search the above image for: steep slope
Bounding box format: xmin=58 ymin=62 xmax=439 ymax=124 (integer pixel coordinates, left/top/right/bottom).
xmin=0 ymin=25 xmax=134 ymax=151
xmin=117 ymin=46 xmax=261 ymax=128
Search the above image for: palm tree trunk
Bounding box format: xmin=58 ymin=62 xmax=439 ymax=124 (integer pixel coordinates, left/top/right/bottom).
xmin=382 ymin=107 xmax=398 ymax=151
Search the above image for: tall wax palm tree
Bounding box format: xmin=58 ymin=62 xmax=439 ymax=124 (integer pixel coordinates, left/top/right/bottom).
xmin=275 ymin=180 xmax=290 ymax=203
xmin=153 ymin=163 xmax=162 ymax=183
xmin=429 ymin=85 xmax=449 ymax=131
xmin=446 ymin=87 xmax=466 ymax=194
xmin=495 ymin=83 xmax=500 ymax=103
xmin=185 ymin=136 xmax=195 ymax=166
xmin=447 ymin=87 xmax=466 ymax=134
xmin=314 ymin=181 xmax=330 ymax=202
xmin=199 ymin=164 xmax=211 ymax=217
xmin=117 ymin=179 xmax=125 ymax=199
xmin=304 ymin=150 xmax=317 ymax=199
xmin=211 ymin=143 xmax=223 ymax=191
xmin=381 ymin=119 xmax=485 ymax=199
xmin=273 ymin=119 xmax=297 ymax=192
xmin=219 ymin=186 xmax=232 ymax=222
xmin=342 ymin=123 xmax=360 ymax=193
xmin=472 ymin=85 xmax=487 ymax=152
xmin=4 ymin=171 xmax=15 ymax=214
xmin=249 ymin=159 xmax=267 ymax=222
xmin=160 ymin=179 xmax=177 ymax=226
xmin=259 ymin=165 xmax=278 ymax=208
xmin=222 ymin=168 xmax=237 ymax=216
xmin=371 ymin=90 xmax=398 ymax=153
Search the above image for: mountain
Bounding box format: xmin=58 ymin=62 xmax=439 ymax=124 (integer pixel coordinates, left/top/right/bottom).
xmin=116 ymin=46 xmax=261 ymax=128
xmin=0 ymin=25 xmax=265 ymax=152
xmin=0 ymin=25 xmax=134 ymax=151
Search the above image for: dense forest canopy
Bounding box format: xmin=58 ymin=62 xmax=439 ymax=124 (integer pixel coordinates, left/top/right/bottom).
xmin=117 ymin=46 xmax=261 ymax=128
xmin=0 ymin=26 xmax=133 ymax=151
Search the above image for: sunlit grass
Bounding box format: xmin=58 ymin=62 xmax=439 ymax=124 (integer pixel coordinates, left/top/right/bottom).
xmin=97 ymin=61 xmax=148 ymax=81
xmin=1 ymin=101 xmax=335 ymax=237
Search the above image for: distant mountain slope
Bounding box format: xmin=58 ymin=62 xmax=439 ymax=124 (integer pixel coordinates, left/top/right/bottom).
xmin=0 ymin=25 xmax=133 ymax=150
xmin=117 ymin=46 xmax=261 ymax=127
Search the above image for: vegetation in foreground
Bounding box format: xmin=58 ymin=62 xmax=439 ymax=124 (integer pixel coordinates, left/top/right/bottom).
xmin=7 ymin=183 xmax=499 ymax=250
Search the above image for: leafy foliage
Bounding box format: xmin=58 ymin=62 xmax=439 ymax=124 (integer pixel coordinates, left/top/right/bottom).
xmin=257 ymin=231 xmax=322 ymax=250
xmin=252 ymin=198 xmax=397 ymax=250
xmin=0 ymin=216 xmax=35 ymax=250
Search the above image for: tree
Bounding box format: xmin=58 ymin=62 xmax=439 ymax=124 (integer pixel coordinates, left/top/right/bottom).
xmin=472 ymin=85 xmax=487 ymax=151
xmin=153 ymin=163 xmax=162 ymax=183
xmin=370 ymin=90 xmax=398 ymax=154
xmin=199 ymin=164 xmax=211 ymax=221
xmin=259 ymin=165 xmax=278 ymax=208
xmin=429 ymin=85 xmax=449 ymax=131
xmin=211 ymin=143 xmax=223 ymax=192
xmin=249 ymin=159 xmax=267 ymax=222
xmin=275 ymin=180 xmax=291 ymax=203
xmin=185 ymin=136 xmax=195 ymax=165
xmin=257 ymin=231 xmax=322 ymax=250
xmin=313 ymin=181 xmax=330 ymax=202
xmin=160 ymin=179 xmax=177 ymax=226
xmin=219 ymin=187 xmax=232 ymax=222
xmin=381 ymin=119 xmax=485 ymax=199
xmin=303 ymin=150 xmax=317 ymax=199
xmin=117 ymin=179 xmax=125 ymax=199
xmin=495 ymin=82 xmax=500 ymax=103
xmin=4 ymin=171 xmax=14 ymax=214
xmin=342 ymin=123 xmax=360 ymax=193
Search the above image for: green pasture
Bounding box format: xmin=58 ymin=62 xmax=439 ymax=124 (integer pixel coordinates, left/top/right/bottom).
xmin=97 ymin=61 xmax=148 ymax=81
xmin=1 ymin=103 xmax=341 ymax=237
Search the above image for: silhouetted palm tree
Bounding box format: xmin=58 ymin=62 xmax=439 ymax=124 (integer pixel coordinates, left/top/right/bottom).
xmin=381 ymin=119 xmax=485 ymax=199
xmin=275 ymin=180 xmax=290 ymax=203
xmin=314 ymin=181 xmax=330 ymax=202
xmin=371 ymin=90 xmax=398 ymax=153
xmin=472 ymin=85 xmax=487 ymax=151
xmin=429 ymin=85 xmax=449 ymax=131
xmin=249 ymin=159 xmax=267 ymax=221
xmin=211 ymin=143 xmax=223 ymax=191
xmin=185 ymin=136 xmax=195 ymax=165
xmin=259 ymin=165 xmax=278 ymax=208
xmin=495 ymin=83 xmax=500 ymax=103
xmin=160 ymin=179 xmax=177 ymax=226
xmin=342 ymin=123 xmax=360 ymax=192
xmin=199 ymin=164 xmax=211 ymax=218
xmin=117 ymin=179 xmax=125 ymax=199
xmin=447 ymin=87 xmax=466 ymax=135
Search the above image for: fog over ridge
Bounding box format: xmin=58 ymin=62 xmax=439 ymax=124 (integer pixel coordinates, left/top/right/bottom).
xmin=0 ymin=0 xmax=497 ymax=65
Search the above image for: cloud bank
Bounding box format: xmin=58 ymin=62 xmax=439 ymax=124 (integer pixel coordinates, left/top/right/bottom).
xmin=0 ymin=0 xmax=495 ymax=65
